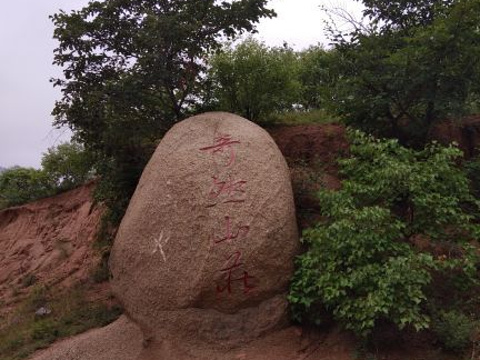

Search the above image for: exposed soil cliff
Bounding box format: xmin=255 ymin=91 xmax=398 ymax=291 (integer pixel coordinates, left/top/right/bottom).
xmin=0 ymin=182 xmax=104 ymax=314
xmin=429 ymin=115 xmax=480 ymax=158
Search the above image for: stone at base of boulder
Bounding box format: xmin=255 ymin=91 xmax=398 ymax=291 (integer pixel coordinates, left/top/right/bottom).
xmin=138 ymin=325 xmax=315 ymax=360
xmin=28 ymin=316 xmax=143 ymax=360
xmin=139 ymin=339 xmax=221 ymax=360
xmin=139 ymin=295 xmax=289 ymax=353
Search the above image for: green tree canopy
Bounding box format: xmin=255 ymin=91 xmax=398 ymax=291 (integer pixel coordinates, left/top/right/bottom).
xmin=41 ymin=142 xmax=95 ymax=191
xmin=0 ymin=167 xmax=55 ymax=208
xmin=326 ymin=0 xmax=480 ymax=146
xmin=297 ymin=45 xmax=338 ymax=111
xmin=51 ymin=0 xmax=275 ymax=218
xmin=362 ymin=0 xmax=455 ymax=31
xmin=209 ymin=38 xmax=301 ymax=121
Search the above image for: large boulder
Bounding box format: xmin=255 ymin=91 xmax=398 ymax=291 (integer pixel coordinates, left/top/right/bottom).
xmin=110 ymin=112 xmax=299 ymax=350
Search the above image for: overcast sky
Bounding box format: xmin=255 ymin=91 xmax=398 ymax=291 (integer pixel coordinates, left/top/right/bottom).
xmin=0 ymin=0 xmax=363 ymax=169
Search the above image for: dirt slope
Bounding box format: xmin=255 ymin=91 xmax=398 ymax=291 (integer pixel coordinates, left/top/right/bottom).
xmin=0 ymin=181 xmax=103 ymax=313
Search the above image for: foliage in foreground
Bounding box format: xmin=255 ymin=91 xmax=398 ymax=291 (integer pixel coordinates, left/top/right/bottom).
xmin=289 ymin=130 xmax=480 ymax=337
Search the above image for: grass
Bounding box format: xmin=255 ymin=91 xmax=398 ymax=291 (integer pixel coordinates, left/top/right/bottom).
xmin=265 ymin=109 xmax=342 ymax=126
xmin=0 ymin=284 xmax=122 ymax=360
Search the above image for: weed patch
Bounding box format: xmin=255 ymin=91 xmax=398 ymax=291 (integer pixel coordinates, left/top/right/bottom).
xmin=266 ymin=109 xmax=341 ymax=126
xmin=0 ymin=284 xmax=122 ymax=360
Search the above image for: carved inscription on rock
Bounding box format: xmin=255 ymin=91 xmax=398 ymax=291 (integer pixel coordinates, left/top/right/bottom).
xmin=110 ymin=112 xmax=299 ymax=336
xmin=199 ymin=133 xmax=257 ymax=297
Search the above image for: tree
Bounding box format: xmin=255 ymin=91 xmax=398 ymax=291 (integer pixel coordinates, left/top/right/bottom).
xmin=297 ymin=45 xmax=339 ymax=110
xmin=0 ymin=167 xmax=55 ymax=208
xmin=41 ymin=142 xmax=95 ymax=191
xmin=289 ymin=130 xmax=480 ymax=336
xmin=361 ymin=0 xmax=455 ymax=31
xmin=208 ymin=38 xmax=301 ymax=121
xmin=326 ymin=0 xmax=480 ymax=146
xmin=51 ymin=0 xmax=275 ymax=218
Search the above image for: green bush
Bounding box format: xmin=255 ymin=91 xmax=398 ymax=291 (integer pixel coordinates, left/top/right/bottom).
xmin=464 ymin=154 xmax=480 ymax=199
xmin=432 ymin=310 xmax=477 ymax=352
xmin=289 ymin=130 xmax=480 ymax=337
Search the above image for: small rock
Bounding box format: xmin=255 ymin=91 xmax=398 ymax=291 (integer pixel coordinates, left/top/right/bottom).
xmin=35 ymin=307 xmax=51 ymax=317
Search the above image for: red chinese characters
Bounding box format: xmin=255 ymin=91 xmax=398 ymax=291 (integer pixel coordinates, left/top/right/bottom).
xmin=213 ymin=216 xmax=249 ymax=245
xmin=199 ymin=134 xmax=241 ymax=167
xmin=208 ymin=175 xmax=247 ymax=204
xmin=216 ymin=251 xmax=255 ymax=295
xmin=199 ymin=133 xmax=257 ymax=297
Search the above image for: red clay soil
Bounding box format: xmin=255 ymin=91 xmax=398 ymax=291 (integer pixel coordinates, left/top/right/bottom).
xmin=268 ymin=124 xmax=348 ymax=229
xmin=268 ymin=123 xmax=349 ymax=172
xmin=268 ymin=123 xmax=349 ymax=196
xmin=428 ymin=114 xmax=480 ymax=158
xmin=0 ymin=182 xmax=107 ymax=317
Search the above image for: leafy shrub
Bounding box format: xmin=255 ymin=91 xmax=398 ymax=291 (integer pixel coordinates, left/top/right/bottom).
xmin=289 ymin=130 xmax=480 ymax=337
xmin=464 ymin=154 xmax=480 ymax=200
xmin=432 ymin=310 xmax=477 ymax=352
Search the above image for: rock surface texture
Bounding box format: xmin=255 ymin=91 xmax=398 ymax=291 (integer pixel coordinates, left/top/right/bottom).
xmin=110 ymin=112 xmax=299 ymax=355
xmin=28 ymin=316 xmax=143 ymax=360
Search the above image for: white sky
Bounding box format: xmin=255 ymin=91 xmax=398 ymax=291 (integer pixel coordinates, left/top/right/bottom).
xmin=0 ymin=0 xmax=363 ymax=168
